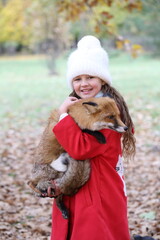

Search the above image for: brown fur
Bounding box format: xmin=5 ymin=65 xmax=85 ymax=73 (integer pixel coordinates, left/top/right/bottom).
xmin=68 ymin=97 xmax=126 ymax=131
xmin=70 ymin=83 xmax=136 ymax=159
xmin=28 ymin=97 xmax=127 ymax=218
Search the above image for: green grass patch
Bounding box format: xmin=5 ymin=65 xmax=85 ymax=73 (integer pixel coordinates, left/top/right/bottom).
xmin=109 ymin=54 xmax=160 ymax=126
xmin=0 ymin=54 xmax=159 ymax=130
xmin=0 ymin=56 xmax=70 ymax=127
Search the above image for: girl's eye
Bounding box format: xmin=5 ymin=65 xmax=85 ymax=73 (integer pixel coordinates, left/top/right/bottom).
xmin=88 ymin=76 xmax=94 ymax=79
xmin=74 ymin=78 xmax=81 ymax=82
xmin=107 ymin=115 xmax=114 ymax=119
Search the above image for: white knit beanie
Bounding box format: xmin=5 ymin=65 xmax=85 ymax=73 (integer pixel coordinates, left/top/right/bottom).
xmin=66 ymin=35 xmax=112 ymax=88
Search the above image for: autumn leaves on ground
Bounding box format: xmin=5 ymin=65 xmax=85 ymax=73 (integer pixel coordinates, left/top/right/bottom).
xmin=0 ymin=56 xmax=159 ymax=240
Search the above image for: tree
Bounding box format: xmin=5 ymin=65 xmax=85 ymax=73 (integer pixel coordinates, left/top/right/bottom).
xmin=0 ymin=0 xmax=32 ymax=45
xmin=0 ymin=0 xmax=148 ymax=56
xmin=0 ymin=0 xmax=70 ymax=56
xmin=120 ymin=0 xmax=160 ymax=55
xmin=55 ymin=0 xmax=142 ymax=36
xmin=55 ymin=0 xmax=143 ymax=56
xmin=25 ymin=0 xmax=71 ymax=72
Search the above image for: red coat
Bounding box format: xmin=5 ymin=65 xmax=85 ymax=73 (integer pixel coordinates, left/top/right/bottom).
xmin=51 ymin=115 xmax=130 ymax=240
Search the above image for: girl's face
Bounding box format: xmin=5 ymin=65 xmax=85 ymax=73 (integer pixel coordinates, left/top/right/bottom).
xmin=72 ymin=75 xmax=104 ymax=99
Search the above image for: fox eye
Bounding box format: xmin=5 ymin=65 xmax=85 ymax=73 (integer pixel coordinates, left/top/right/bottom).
xmin=107 ymin=115 xmax=114 ymax=119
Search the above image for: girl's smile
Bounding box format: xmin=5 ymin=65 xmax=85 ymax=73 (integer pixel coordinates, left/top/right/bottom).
xmin=72 ymin=75 xmax=103 ymax=99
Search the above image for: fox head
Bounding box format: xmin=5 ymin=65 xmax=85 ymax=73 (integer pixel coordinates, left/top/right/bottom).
xmin=68 ymin=97 xmax=128 ymax=133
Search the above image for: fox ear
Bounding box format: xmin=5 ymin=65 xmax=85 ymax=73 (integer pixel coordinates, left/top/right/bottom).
xmin=82 ymin=101 xmax=98 ymax=114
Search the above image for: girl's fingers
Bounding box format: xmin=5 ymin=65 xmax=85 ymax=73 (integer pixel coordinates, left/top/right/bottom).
xmin=69 ymin=97 xmax=78 ymax=101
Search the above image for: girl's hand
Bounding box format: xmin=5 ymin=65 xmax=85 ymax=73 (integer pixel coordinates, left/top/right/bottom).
xmin=58 ymin=97 xmax=79 ymax=115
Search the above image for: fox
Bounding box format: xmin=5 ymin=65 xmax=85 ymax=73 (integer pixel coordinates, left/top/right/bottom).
xmin=28 ymin=96 xmax=128 ymax=219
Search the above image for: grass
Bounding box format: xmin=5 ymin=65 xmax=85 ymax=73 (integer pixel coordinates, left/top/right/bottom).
xmin=109 ymin=54 xmax=160 ymax=131
xmin=0 ymin=56 xmax=69 ymax=127
xmin=0 ymin=53 xmax=160 ymax=130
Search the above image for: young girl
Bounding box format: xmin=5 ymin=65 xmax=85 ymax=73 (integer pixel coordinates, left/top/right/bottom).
xmin=50 ymin=35 xmax=136 ymax=240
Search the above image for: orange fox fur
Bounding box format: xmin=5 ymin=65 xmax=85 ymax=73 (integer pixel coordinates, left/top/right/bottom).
xmin=28 ymin=96 xmax=127 ymax=218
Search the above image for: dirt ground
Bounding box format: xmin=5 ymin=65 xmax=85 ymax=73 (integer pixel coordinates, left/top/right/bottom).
xmin=0 ymin=115 xmax=159 ymax=240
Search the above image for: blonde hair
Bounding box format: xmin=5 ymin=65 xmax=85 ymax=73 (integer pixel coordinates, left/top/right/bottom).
xmin=69 ymin=83 xmax=136 ymax=159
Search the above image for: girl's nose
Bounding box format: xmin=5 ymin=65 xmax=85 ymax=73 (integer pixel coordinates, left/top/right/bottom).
xmin=81 ymin=78 xmax=88 ymax=86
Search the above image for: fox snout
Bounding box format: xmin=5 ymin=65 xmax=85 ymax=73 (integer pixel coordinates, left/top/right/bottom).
xmin=114 ymin=125 xmax=128 ymax=133
xmin=93 ymin=120 xmax=128 ymax=133
xmin=107 ymin=123 xmax=128 ymax=133
xmin=108 ymin=118 xmax=128 ymax=133
xmin=124 ymin=126 xmax=128 ymax=131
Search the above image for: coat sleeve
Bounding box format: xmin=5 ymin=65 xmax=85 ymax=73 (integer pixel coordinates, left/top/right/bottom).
xmin=53 ymin=115 xmax=112 ymax=160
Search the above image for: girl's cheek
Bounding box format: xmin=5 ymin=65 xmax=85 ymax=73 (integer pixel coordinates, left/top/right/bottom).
xmin=72 ymin=82 xmax=77 ymax=89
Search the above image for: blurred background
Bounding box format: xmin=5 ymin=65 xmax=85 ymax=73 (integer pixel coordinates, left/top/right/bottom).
xmin=0 ymin=0 xmax=159 ymax=239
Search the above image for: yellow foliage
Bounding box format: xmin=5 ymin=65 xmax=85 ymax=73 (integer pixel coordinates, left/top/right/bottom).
xmin=131 ymin=44 xmax=143 ymax=58
xmin=56 ymin=0 xmax=142 ymax=37
xmin=57 ymin=0 xmax=87 ymax=21
xmin=125 ymin=0 xmax=142 ymax=12
xmin=0 ymin=0 xmax=32 ymax=44
xmin=132 ymin=44 xmax=143 ymax=50
xmin=0 ymin=0 xmax=143 ymax=50
xmin=124 ymin=39 xmax=130 ymax=44
xmin=116 ymin=40 xmax=123 ymax=49
xmin=116 ymin=38 xmax=143 ymax=58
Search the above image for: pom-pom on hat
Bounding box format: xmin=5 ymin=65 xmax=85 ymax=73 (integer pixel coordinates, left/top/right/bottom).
xmin=66 ymin=35 xmax=112 ymax=88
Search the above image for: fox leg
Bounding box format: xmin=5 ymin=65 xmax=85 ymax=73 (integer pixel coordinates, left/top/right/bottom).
xmin=50 ymin=152 xmax=69 ymax=172
xmin=53 ymin=156 xmax=90 ymax=196
xmin=56 ymin=195 xmax=69 ymax=219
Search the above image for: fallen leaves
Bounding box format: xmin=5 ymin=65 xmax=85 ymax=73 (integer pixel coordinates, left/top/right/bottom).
xmin=0 ymin=108 xmax=160 ymax=239
xmin=0 ymin=123 xmax=52 ymax=240
xmin=125 ymin=120 xmax=160 ymax=239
